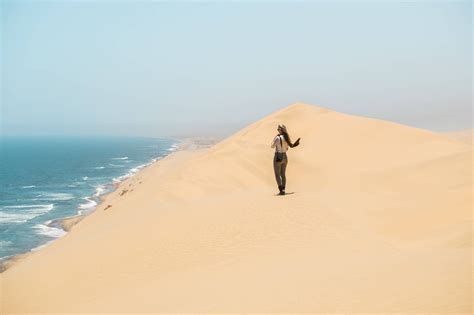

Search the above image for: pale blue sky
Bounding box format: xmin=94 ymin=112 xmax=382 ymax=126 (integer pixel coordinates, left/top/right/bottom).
xmin=1 ymin=1 xmax=472 ymax=137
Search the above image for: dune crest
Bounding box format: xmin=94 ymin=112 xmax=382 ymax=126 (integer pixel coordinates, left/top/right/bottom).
xmin=1 ymin=102 xmax=472 ymax=313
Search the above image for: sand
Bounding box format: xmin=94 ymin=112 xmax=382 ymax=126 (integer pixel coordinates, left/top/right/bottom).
xmin=442 ymin=129 xmax=473 ymax=146
xmin=1 ymin=102 xmax=472 ymax=313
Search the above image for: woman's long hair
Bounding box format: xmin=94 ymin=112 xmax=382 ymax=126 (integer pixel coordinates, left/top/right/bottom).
xmin=278 ymin=125 xmax=295 ymax=147
xmin=282 ymin=131 xmax=295 ymax=147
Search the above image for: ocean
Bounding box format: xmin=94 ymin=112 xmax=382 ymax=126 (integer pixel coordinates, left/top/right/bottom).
xmin=0 ymin=135 xmax=178 ymax=263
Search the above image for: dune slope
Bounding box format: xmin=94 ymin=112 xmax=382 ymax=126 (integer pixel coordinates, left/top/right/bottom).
xmin=1 ymin=103 xmax=472 ymax=313
xmin=442 ymin=129 xmax=473 ymax=145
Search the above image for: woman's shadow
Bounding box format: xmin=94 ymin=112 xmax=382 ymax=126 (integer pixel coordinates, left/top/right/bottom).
xmin=274 ymin=192 xmax=295 ymax=196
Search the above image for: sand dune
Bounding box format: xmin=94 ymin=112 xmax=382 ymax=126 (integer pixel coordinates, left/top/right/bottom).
xmin=1 ymin=102 xmax=472 ymax=313
xmin=442 ymin=129 xmax=473 ymax=145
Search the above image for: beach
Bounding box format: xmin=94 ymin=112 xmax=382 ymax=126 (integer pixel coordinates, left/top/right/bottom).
xmin=1 ymin=102 xmax=472 ymax=313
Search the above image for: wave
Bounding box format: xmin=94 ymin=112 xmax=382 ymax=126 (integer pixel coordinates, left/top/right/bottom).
xmin=4 ymin=204 xmax=54 ymax=210
xmin=110 ymin=153 xmax=167 ymax=185
xmin=94 ymin=185 xmax=107 ymax=197
xmin=130 ymin=165 xmax=144 ymax=174
xmin=111 ymin=156 xmax=129 ymax=160
xmin=67 ymin=181 xmax=86 ymax=188
xmin=78 ymin=197 xmax=97 ymax=214
xmin=0 ymin=204 xmax=54 ymax=223
xmin=34 ymin=193 xmax=75 ymax=201
xmin=21 ymin=185 xmax=36 ymax=189
xmin=94 ymin=166 xmax=105 ymax=170
xmin=0 ymin=211 xmax=37 ymax=223
xmin=82 ymin=176 xmax=89 ymax=181
xmin=167 ymin=144 xmax=180 ymax=151
xmin=32 ymin=224 xmax=66 ymax=238
xmin=73 ymin=184 xmax=108 ymax=216
xmin=112 ymin=162 xmax=149 ymax=183
xmin=108 ymin=163 xmax=125 ymax=168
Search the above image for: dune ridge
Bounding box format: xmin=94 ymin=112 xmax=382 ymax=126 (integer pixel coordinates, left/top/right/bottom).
xmin=1 ymin=102 xmax=472 ymax=313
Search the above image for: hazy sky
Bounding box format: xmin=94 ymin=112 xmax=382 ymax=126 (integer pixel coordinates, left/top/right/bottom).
xmin=1 ymin=1 xmax=472 ymax=138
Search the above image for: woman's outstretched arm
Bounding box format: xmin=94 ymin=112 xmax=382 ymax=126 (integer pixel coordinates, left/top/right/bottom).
xmin=290 ymin=137 xmax=301 ymax=148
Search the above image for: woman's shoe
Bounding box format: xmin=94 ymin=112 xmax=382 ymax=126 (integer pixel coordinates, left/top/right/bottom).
xmin=278 ymin=185 xmax=285 ymax=195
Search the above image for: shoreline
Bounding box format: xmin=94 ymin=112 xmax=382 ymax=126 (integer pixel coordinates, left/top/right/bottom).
xmin=0 ymin=136 xmax=220 ymax=273
xmin=53 ymin=136 xmax=219 ymax=233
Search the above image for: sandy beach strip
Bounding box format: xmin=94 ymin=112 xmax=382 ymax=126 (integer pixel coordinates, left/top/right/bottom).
xmin=1 ymin=103 xmax=472 ymax=313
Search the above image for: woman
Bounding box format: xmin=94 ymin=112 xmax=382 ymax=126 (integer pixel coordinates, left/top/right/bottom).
xmin=270 ymin=124 xmax=300 ymax=195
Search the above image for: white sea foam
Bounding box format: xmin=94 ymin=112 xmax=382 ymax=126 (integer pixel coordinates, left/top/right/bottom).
xmin=0 ymin=212 xmax=32 ymax=223
xmin=113 ymin=174 xmax=130 ymax=183
xmin=134 ymin=164 xmax=147 ymax=172
xmin=94 ymin=185 xmax=107 ymax=197
xmin=36 ymin=193 xmax=75 ymax=201
xmin=78 ymin=197 xmax=97 ymax=209
xmin=111 ymin=157 xmax=129 ymax=160
xmin=0 ymin=204 xmax=54 ymax=223
xmin=130 ymin=167 xmax=140 ymax=174
xmin=111 ymin=162 xmax=150 ymax=184
xmin=78 ymin=197 xmax=97 ymax=214
xmin=4 ymin=204 xmax=54 ymax=210
xmin=105 ymin=154 xmax=167 ymax=191
xmin=94 ymin=166 xmax=105 ymax=169
xmin=33 ymin=224 xmax=67 ymax=238
xmin=82 ymin=176 xmax=89 ymax=181
xmin=21 ymin=185 xmax=36 ymax=189
xmin=167 ymin=144 xmax=180 ymax=151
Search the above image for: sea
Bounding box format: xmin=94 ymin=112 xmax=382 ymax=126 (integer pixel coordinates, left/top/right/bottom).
xmin=0 ymin=135 xmax=178 ymax=264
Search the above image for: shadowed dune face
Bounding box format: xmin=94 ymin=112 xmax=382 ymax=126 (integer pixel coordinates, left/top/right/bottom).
xmin=1 ymin=102 xmax=472 ymax=313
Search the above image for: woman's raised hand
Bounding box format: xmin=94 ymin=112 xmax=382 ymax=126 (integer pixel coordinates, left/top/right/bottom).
xmin=293 ymin=138 xmax=301 ymax=147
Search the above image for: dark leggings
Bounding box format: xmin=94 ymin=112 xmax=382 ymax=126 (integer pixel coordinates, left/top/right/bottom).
xmin=273 ymin=152 xmax=288 ymax=188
